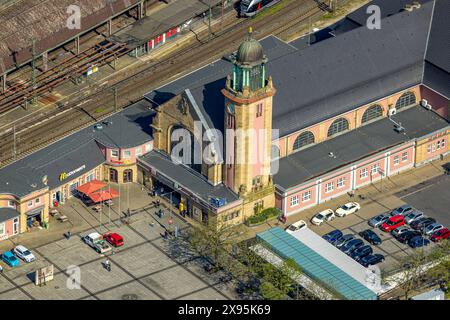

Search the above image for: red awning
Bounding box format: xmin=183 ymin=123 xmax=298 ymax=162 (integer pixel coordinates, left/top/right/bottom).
xmin=77 ymin=180 xmax=106 ymax=195
xmin=87 ymin=188 xmax=119 ymax=203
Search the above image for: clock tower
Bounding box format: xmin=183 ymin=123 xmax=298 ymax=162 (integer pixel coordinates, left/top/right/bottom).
xmin=222 ymin=28 xmax=276 ymax=216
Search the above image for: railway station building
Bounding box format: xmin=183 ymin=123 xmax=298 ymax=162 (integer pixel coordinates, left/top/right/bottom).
xmin=0 ymin=0 xmax=448 ymax=241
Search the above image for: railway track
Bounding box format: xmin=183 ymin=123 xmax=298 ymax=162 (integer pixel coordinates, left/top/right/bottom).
xmin=0 ymin=40 xmax=131 ymax=113
xmin=0 ymin=0 xmax=324 ymax=168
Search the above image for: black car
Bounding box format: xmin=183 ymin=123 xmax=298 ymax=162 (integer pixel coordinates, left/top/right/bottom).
xmin=410 ymin=217 xmax=435 ymax=231
xmin=395 ymin=230 xmax=421 ymax=244
xmin=334 ymin=234 xmax=355 ymax=248
xmin=360 ymin=254 xmax=385 ymax=267
xmin=341 ymin=239 xmax=364 ymax=255
xmin=350 ymin=245 xmax=373 ymax=261
xmin=359 ymin=229 xmax=382 ymax=245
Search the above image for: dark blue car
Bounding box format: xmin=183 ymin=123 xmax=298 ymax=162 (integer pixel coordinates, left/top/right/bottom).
xmin=350 ymin=245 xmax=373 ymax=261
xmin=359 ymin=229 xmax=382 ymax=245
xmin=341 ymin=239 xmax=364 ymax=255
xmin=408 ymin=236 xmax=430 ymax=248
xmin=360 ymin=254 xmax=385 ymax=267
xmin=322 ymin=230 xmax=343 ymax=244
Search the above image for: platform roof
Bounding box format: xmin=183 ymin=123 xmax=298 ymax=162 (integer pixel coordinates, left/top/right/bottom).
xmin=257 ymin=227 xmax=378 ymax=300
xmin=274 ymin=106 xmax=450 ymax=191
xmin=112 ymin=0 xmax=223 ymax=48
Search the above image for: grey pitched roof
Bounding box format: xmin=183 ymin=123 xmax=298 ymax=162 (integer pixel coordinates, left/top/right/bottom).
xmin=144 ymin=1 xmax=447 ymax=138
xmin=0 ymin=101 xmax=154 ymax=198
xmin=0 ymin=207 xmax=19 ymax=223
xmin=269 ymin=2 xmax=432 ymax=136
xmin=139 ymin=150 xmax=240 ymax=207
xmin=274 ymin=106 xmax=450 ymax=191
xmin=346 ymin=0 xmax=433 ymax=26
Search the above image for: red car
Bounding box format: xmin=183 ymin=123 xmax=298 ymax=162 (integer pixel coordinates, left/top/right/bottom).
xmin=430 ymin=228 xmax=450 ymax=242
xmin=380 ymin=215 xmax=405 ymax=232
xmin=103 ymin=233 xmax=124 ymax=247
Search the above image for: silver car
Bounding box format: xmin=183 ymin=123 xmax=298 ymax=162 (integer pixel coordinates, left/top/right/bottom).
xmin=392 ymin=226 xmax=410 ymax=237
xmin=404 ymin=210 xmax=424 ymax=225
xmin=368 ymin=213 xmax=391 ymax=228
xmin=423 ymin=223 xmax=444 ymax=235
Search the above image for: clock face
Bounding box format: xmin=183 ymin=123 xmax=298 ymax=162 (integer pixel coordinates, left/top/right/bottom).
xmin=227 ymin=104 xmax=235 ymax=114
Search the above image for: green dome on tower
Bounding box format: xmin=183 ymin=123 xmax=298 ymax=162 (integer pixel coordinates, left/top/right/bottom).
xmin=236 ymin=27 xmax=264 ymax=65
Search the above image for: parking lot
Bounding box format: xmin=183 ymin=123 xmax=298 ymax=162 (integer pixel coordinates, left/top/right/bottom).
xmin=0 ymin=184 xmax=237 ymax=300
xmin=297 ymin=176 xmax=449 ymax=274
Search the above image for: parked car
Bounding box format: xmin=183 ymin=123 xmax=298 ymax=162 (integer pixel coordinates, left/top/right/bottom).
xmin=368 ymin=213 xmax=391 ymax=228
xmin=422 ymin=223 xmax=444 ymax=236
xmin=410 ymin=217 xmax=435 ymax=231
xmin=350 ymin=245 xmax=373 ymax=261
xmin=334 ymin=234 xmax=355 ymax=248
xmin=82 ymin=232 xmax=112 ymax=253
xmin=359 ymin=229 xmax=382 ymax=245
xmin=103 ymin=232 xmax=124 ymax=247
xmin=408 ymin=236 xmax=430 ymax=248
xmin=360 ymin=254 xmax=385 ymax=267
xmin=1 ymin=251 xmax=20 ymax=267
xmin=380 ymin=215 xmax=405 ymax=232
xmin=286 ymin=220 xmax=308 ymax=233
xmin=395 ymin=230 xmax=421 ymax=244
xmin=341 ymin=239 xmax=364 ymax=255
xmin=389 ymin=205 xmax=414 ymax=217
xmin=335 ymin=202 xmax=360 ymax=217
xmin=311 ymin=209 xmax=335 ymax=226
xmin=430 ymin=228 xmax=450 ymax=242
xmin=391 ymin=226 xmax=410 ymax=237
xmin=13 ymin=245 xmax=35 ymax=263
xmin=322 ymin=230 xmax=343 ymax=244
xmin=404 ymin=210 xmax=424 ymax=225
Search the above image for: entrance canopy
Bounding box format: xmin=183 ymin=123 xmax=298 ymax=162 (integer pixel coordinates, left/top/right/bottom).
xmin=77 ymin=180 xmax=106 ymax=195
xmin=87 ymin=188 xmax=119 ymax=203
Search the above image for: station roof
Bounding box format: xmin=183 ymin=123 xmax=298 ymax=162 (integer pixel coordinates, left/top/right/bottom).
xmin=0 ymin=100 xmax=154 ymax=198
xmin=139 ymin=150 xmax=240 ymax=208
xmin=0 ymin=207 xmax=19 ymax=223
xmin=144 ymin=1 xmax=448 ymax=138
xmin=93 ymin=99 xmax=155 ymax=148
xmin=273 ymin=106 xmax=450 ymax=191
xmin=257 ymin=227 xmax=378 ymax=300
xmin=111 ymin=0 xmax=223 ymax=48
xmin=0 ymin=0 xmax=140 ymax=74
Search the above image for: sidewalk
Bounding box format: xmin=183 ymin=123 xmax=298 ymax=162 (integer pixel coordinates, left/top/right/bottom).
xmin=244 ymin=155 xmax=450 ymax=238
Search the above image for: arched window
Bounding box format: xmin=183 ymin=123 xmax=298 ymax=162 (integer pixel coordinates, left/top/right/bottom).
xmin=271 ymin=145 xmax=280 ymax=160
xmin=395 ymin=92 xmax=416 ymax=110
xmin=362 ymin=104 xmax=383 ymax=124
xmin=327 ymin=118 xmax=349 ymax=137
xmin=109 ymin=169 xmax=118 ymax=183
xmin=293 ymin=131 xmax=315 ymax=150
xmin=123 ymin=169 xmax=133 ymax=183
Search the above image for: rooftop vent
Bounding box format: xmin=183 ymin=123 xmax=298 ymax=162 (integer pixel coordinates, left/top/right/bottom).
xmin=394 ymin=122 xmax=405 ymax=133
xmin=404 ymin=2 xmax=421 ymax=11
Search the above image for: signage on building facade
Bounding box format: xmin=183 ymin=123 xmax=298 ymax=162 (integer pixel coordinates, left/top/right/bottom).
xmin=59 ymin=165 xmax=86 ymax=181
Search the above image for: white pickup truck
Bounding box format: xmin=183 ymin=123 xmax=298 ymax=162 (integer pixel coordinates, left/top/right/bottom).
xmin=82 ymin=232 xmax=111 ymax=254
